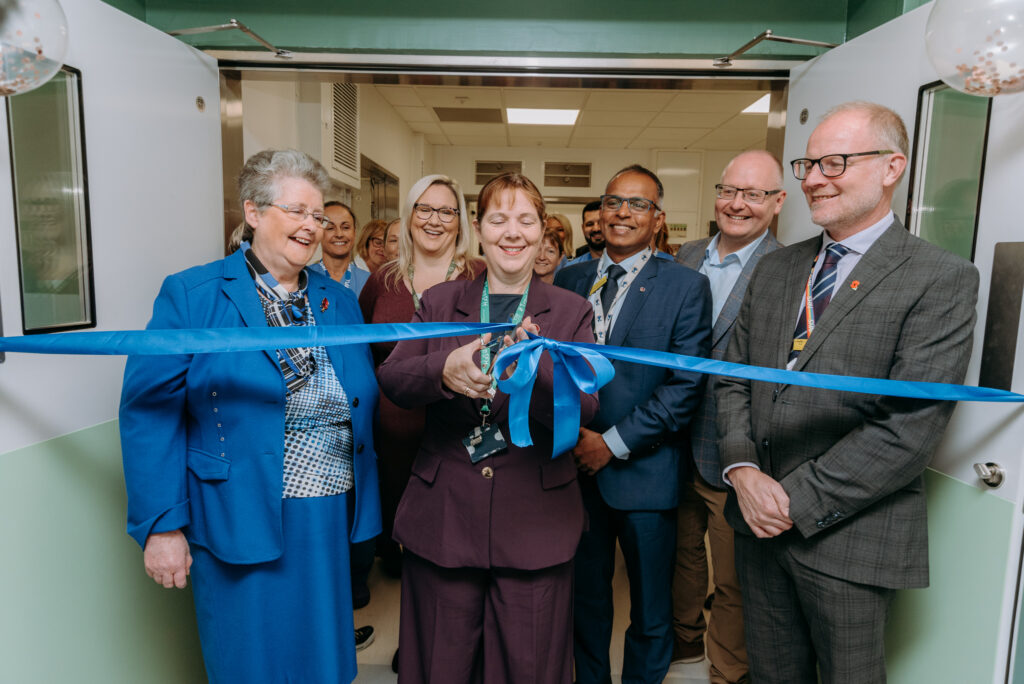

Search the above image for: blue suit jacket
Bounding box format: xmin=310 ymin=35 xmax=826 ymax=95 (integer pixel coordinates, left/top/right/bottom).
xmin=675 ymin=232 xmax=782 ymax=487
xmin=119 ymin=249 xmax=382 ymax=564
xmin=554 ymin=256 xmax=712 ymax=510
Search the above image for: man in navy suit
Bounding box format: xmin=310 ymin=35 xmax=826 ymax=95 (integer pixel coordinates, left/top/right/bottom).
xmin=671 ymin=150 xmax=785 ymax=683
xmin=555 ymin=165 xmax=712 ymax=684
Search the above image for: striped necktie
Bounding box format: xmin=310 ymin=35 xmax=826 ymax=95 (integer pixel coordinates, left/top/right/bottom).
xmin=789 ymin=242 xmax=850 ymax=362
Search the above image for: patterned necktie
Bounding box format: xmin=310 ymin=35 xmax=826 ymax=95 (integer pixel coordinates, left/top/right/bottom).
xmin=789 ymin=242 xmax=850 ymax=362
xmin=601 ymin=264 xmax=626 ymax=314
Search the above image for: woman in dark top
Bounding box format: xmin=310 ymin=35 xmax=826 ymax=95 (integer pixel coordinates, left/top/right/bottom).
xmin=377 ymin=172 xmax=598 ymax=684
xmin=358 ymin=174 xmax=482 ymax=574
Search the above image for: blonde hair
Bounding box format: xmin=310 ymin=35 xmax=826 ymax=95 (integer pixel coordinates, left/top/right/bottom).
xmin=356 ymin=219 xmax=388 ymax=262
xmin=546 ymin=212 xmax=574 ymax=252
xmin=383 ymin=174 xmax=478 ymax=289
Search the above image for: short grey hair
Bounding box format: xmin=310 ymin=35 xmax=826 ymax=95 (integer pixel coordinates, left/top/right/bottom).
xmin=823 ymin=101 xmax=909 ymax=156
xmin=237 ymin=149 xmax=331 ymax=215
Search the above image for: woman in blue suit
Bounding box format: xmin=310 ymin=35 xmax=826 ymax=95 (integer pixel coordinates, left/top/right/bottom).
xmin=119 ymin=149 xmax=381 ymax=684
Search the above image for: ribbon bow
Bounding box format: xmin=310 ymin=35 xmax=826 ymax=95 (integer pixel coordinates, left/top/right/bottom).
xmin=494 ymin=334 xmax=615 ymax=458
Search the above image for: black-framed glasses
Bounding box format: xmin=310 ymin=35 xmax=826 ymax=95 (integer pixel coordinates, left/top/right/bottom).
xmin=270 ymin=203 xmax=330 ymax=229
xmin=714 ymin=184 xmax=783 ymax=205
xmin=790 ymin=150 xmax=894 ymax=180
xmin=414 ymin=203 xmax=459 ymax=224
xmin=600 ymin=194 xmax=662 ymax=214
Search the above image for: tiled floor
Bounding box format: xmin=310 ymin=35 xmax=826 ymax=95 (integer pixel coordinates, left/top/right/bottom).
xmin=354 ymin=548 xmax=712 ymax=684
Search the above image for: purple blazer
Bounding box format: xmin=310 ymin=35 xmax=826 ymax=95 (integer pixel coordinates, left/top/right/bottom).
xmin=377 ymin=271 xmax=599 ymax=571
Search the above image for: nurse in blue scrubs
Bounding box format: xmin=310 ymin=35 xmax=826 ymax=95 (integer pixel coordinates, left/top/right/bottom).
xmin=119 ymin=149 xmax=381 ymax=684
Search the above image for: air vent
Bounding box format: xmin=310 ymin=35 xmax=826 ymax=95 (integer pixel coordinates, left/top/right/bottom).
xmin=544 ymin=162 xmax=591 ymax=188
xmin=435 ymin=107 xmax=504 ymax=123
xmin=475 ymin=160 xmax=523 ymax=186
xmin=320 ymin=83 xmax=360 ymax=187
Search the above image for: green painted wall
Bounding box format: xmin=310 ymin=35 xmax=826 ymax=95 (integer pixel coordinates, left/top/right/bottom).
xmin=887 ymin=469 xmax=1014 ymax=683
xmin=0 ymin=421 xmax=206 ymax=683
xmin=134 ymin=0 xmax=848 ymax=59
xmin=847 ymin=0 xmax=932 ymax=40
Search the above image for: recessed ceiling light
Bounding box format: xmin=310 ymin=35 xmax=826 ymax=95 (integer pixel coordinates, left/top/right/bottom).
xmin=506 ymin=108 xmax=579 ymax=125
xmin=742 ymin=94 xmax=771 ymax=114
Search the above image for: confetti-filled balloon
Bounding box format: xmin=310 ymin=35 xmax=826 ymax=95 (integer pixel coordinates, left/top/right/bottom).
xmin=926 ymin=0 xmax=1024 ymax=97
xmin=0 ymin=0 xmax=68 ymax=97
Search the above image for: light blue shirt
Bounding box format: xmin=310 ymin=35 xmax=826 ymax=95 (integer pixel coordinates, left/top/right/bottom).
xmin=565 ymin=251 xmax=598 ymax=267
xmin=699 ymin=232 xmax=768 ymax=324
xmin=308 ymin=261 xmax=371 ymax=297
xmin=593 ymin=248 xmax=651 ymax=461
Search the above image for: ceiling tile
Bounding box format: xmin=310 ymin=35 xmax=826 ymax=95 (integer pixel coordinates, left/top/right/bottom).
xmin=569 ymin=137 xmax=631 ymax=149
xmin=508 ymin=136 xmax=572 ymax=148
xmin=508 ymin=124 xmax=576 ymax=138
xmin=573 ymin=125 xmax=640 ymax=139
xmin=394 ymin=106 xmax=435 ymax=123
xmin=584 ymin=90 xmax=675 ymax=112
xmin=425 ymin=134 xmax=450 ymax=145
xmin=687 ymin=129 xmax=766 ymax=150
xmin=439 ymin=122 xmax=507 ymax=136
xmin=717 ymin=112 xmax=770 ymax=131
xmin=577 ymin=110 xmax=656 ymax=127
xmin=649 ymin=111 xmax=732 ymax=128
xmin=375 ymin=85 xmax=424 ymax=107
xmin=502 ymin=88 xmax=587 ymax=109
xmin=663 ymin=91 xmax=767 ymax=113
xmin=408 ymin=121 xmax=443 ymax=135
xmin=415 ymin=86 xmax=503 ymax=108
xmin=446 ymin=135 xmax=510 ymax=147
xmin=632 ymin=128 xmax=712 ymax=147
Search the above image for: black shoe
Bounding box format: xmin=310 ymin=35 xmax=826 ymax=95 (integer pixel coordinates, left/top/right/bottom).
xmin=355 ymin=625 xmax=375 ymax=651
xmin=391 ymin=648 xmax=399 ymax=673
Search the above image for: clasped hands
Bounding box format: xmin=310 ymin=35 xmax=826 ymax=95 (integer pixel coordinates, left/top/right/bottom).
xmin=442 ymin=317 xmax=539 ymax=399
xmin=729 ymin=466 xmax=793 ymax=538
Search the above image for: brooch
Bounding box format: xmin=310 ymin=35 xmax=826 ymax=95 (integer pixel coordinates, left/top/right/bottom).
xmin=850 ymin=280 xmax=860 ymax=291
xmin=320 ymin=297 xmax=329 ymax=312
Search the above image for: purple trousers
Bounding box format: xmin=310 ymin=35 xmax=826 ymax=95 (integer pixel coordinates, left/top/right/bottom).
xmin=399 ymin=551 xmax=574 ymax=684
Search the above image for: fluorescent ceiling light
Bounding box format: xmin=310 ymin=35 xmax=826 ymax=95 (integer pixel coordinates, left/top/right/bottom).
xmin=742 ymin=94 xmax=771 ymax=114
xmin=506 ymin=108 xmax=579 ymax=125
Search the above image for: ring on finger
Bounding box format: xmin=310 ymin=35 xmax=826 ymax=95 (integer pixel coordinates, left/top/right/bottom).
xmin=464 ymin=386 xmax=472 ymax=396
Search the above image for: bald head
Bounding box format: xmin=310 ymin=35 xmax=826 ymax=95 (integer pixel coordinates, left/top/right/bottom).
xmin=721 ymin=150 xmax=784 ymax=188
xmin=714 ymin=150 xmax=787 ymax=256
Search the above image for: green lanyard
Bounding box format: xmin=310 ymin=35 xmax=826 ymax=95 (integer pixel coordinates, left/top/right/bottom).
xmin=479 ymin=277 xmax=530 ymax=414
xmin=409 ymin=260 xmax=457 ymax=311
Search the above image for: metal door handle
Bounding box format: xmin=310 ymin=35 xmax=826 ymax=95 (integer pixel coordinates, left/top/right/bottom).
xmin=974 ymin=462 xmax=1005 ymax=488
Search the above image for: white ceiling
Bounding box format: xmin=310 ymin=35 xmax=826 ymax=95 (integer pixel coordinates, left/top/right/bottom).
xmin=374 ymin=85 xmax=769 ymax=151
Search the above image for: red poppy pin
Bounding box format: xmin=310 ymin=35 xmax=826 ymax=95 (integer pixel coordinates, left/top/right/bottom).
xmin=850 ymin=280 xmax=860 ymax=291
xmin=320 ymin=297 xmax=329 ymax=312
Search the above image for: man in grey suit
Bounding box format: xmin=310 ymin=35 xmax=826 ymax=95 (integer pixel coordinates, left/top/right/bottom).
xmin=717 ymin=102 xmax=979 ymax=683
xmin=671 ymin=150 xmax=785 ymax=683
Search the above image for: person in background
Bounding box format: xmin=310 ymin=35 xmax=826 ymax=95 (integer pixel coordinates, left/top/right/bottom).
xmin=378 ymin=171 xmax=599 ymax=684
xmin=533 ymin=226 xmax=565 ymax=284
xmin=357 ymin=219 xmax=389 ymax=273
xmin=309 ymin=201 xmax=371 ymax=296
xmin=557 ymin=165 xmax=712 ymax=684
xmin=384 ymin=218 xmax=401 ymax=262
xmin=119 ymin=149 xmax=381 ymax=684
xmin=359 ymin=175 xmax=483 ymax=583
xmin=567 ymin=199 xmax=603 ymax=264
xmin=653 ymin=229 xmax=677 ymax=258
xmin=671 ymin=149 xmax=786 ymax=683
xmin=718 ymin=102 xmax=979 ymax=683
xmin=546 ymin=212 xmax=573 ymax=270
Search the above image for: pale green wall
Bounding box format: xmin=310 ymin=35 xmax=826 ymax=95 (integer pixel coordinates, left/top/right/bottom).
xmin=0 ymin=421 xmax=206 ymax=683
xmin=887 ymin=469 xmax=1014 ymax=683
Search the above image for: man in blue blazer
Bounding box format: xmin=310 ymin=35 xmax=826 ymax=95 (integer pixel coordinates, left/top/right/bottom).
xmin=555 ymin=165 xmax=712 ymax=684
xmin=671 ymin=150 xmax=784 ymax=682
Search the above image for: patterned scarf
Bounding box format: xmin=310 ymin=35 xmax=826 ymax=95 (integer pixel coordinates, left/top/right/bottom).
xmin=241 ymin=241 xmax=316 ymax=393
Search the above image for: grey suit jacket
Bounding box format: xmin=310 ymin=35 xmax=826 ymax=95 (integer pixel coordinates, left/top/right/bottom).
xmin=675 ymin=232 xmax=782 ymax=488
xmin=716 ymin=219 xmax=979 ymax=589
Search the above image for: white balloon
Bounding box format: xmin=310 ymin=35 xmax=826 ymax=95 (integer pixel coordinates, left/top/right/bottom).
xmin=926 ymin=0 xmax=1024 ymax=97
xmin=0 ymin=0 xmax=68 ymax=97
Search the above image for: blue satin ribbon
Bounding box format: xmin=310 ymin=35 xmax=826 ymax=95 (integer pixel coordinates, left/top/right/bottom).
xmin=0 ymin=322 xmax=509 ymax=356
xmin=493 ymin=336 xmax=615 ymax=458
xmin=3 ymin=325 xmax=1023 ymax=460
xmin=493 ymin=334 xmax=1024 ymax=457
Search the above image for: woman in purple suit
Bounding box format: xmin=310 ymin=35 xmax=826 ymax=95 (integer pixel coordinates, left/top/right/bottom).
xmin=377 ymin=172 xmax=599 ymax=684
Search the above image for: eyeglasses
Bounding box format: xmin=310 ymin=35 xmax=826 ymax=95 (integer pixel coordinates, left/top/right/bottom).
xmin=414 ymin=203 xmax=459 ymax=224
xmin=714 ymin=184 xmax=782 ymax=205
xmin=790 ymin=150 xmax=894 ymax=180
xmin=600 ymin=194 xmax=662 ymax=214
xmin=367 ymin=237 xmax=384 ymax=248
xmin=270 ymin=203 xmax=330 ymax=229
